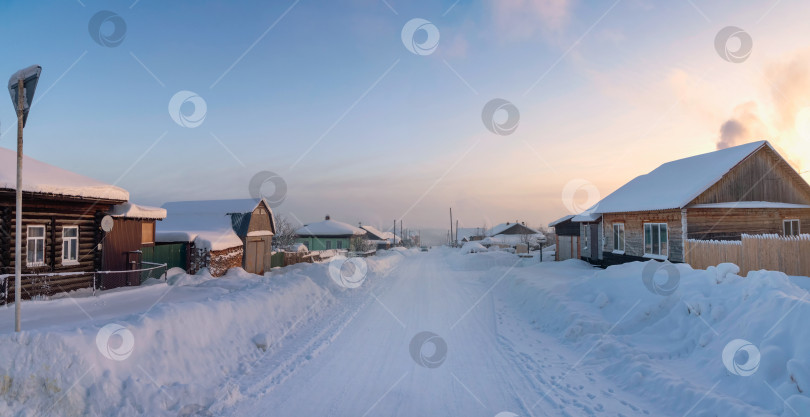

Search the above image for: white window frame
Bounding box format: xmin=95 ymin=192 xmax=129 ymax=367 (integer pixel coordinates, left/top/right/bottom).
xmin=26 ymin=225 xmax=46 ymax=267
xmin=612 ymin=223 xmax=625 ymax=254
xmin=783 ymin=219 xmax=800 ymax=236
xmin=62 ymin=226 xmax=79 ymax=265
xmin=643 ymin=222 xmax=669 ymax=260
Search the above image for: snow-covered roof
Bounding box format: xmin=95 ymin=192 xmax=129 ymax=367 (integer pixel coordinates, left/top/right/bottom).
xmin=0 ymin=147 xmax=129 ymax=201
xmin=109 ymin=203 xmax=167 ymax=220
xmin=483 ymin=234 xmax=547 ymax=245
xmin=455 ymin=227 xmax=486 ymax=242
xmin=361 ymin=225 xmax=401 ymax=243
xmin=488 ymin=222 xmax=540 ymax=236
xmin=156 ymin=199 xmax=266 ymax=251
xmin=689 ymin=201 xmax=810 ymax=209
xmin=572 ymin=212 xmax=601 ymax=222
xmin=296 ymin=217 xmax=366 ymax=237
xmin=548 ymin=214 xmax=575 ymax=228
xmin=586 ymin=141 xmax=769 ymax=214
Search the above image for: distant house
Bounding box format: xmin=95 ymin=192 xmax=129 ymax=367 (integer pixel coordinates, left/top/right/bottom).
xmin=575 ymin=141 xmax=810 ymax=266
xmin=455 ymin=227 xmax=486 ymax=244
xmin=156 ymin=199 xmax=276 ymax=276
xmin=0 ymin=147 xmax=131 ymax=300
xmin=548 ymin=215 xmax=578 ymax=261
xmin=295 ymin=215 xmax=366 ymax=251
xmin=482 ymin=221 xmax=546 ymax=249
xmin=359 ymin=225 xmax=398 ymax=250
xmin=103 ymin=203 xmax=167 ymax=288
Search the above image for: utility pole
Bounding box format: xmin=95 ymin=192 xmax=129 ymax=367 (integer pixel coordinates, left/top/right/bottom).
xmin=400 ymin=220 xmax=403 ymax=247
xmin=455 ymin=220 xmax=459 ymax=244
xmin=449 ymin=208 xmax=453 ymax=247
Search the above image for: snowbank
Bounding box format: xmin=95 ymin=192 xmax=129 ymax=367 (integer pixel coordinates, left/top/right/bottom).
xmin=0 ymin=255 xmax=403 ymax=416
xmin=494 ymin=259 xmax=810 ymax=416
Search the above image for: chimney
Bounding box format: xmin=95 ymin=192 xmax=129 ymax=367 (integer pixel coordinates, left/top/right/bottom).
xmin=325 ymin=215 xmax=330 ymax=220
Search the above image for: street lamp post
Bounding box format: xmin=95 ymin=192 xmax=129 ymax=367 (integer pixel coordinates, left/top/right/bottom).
xmin=8 ymin=65 xmax=42 ymax=332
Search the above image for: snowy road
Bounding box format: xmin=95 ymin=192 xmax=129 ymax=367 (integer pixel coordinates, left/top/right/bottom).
xmin=215 ymin=251 xmax=661 ymax=417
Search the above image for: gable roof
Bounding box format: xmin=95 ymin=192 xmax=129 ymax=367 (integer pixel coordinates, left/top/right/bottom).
xmin=360 ymin=225 xmax=399 ymax=242
xmin=157 ymin=199 xmax=272 ymax=251
xmin=589 ymin=141 xmax=769 ymax=214
xmin=0 ymin=147 xmax=128 ymax=202
xmin=488 ymin=222 xmax=540 ymax=236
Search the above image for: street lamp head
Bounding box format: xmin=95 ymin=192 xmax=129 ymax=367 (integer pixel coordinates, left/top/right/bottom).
xmin=8 ymin=65 xmax=42 ymax=127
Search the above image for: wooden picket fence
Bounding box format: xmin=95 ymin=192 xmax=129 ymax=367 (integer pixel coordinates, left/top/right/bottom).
xmin=685 ymin=234 xmax=810 ymax=276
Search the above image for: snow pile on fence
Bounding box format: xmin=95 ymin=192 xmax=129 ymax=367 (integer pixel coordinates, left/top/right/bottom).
xmin=495 ymin=259 xmax=810 ymax=416
xmin=0 ymin=254 xmax=403 ymax=416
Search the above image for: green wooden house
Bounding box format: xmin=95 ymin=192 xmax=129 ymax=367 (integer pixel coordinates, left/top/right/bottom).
xmin=295 ymin=215 xmax=366 ymax=251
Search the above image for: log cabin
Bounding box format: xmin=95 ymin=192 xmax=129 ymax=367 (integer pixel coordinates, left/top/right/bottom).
xmin=156 ymin=199 xmax=276 ymax=276
xmin=0 ymin=147 xmax=129 ymax=301
xmin=573 ymin=141 xmax=810 ymax=267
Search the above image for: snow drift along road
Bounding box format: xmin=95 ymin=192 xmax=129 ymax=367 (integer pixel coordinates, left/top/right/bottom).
xmin=0 ymin=247 xmax=809 ymax=416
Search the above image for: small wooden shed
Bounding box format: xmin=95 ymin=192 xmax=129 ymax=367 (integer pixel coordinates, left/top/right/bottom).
xmin=157 ymin=199 xmax=276 ymax=276
xmin=101 ymin=203 xmax=167 ymax=288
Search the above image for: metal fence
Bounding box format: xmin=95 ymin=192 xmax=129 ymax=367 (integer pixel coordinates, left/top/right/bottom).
xmin=685 ymin=234 xmax=810 ymax=276
xmin=1 ymin=262 xmax=168 ymax=303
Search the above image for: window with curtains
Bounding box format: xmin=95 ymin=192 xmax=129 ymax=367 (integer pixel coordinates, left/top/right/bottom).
xmin=27 ymin=225 xmax=46 ymax=266
xmin=613 ymin=223 xmax=625 ymax=253
xmin=644 ymin=223 xmax=668 ymax=257
xmin=62 ymin=226 xmax=79 ymax=264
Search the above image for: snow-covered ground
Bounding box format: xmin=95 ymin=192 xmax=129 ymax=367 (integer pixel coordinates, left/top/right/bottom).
xmin=0 ymin=247 xmax=808 ymax=416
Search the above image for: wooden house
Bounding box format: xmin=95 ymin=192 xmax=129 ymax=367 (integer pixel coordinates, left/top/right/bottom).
xmin=481 ymin=222 xmax=546 ymax=249
xmin=576 ymin=141 xmax=810 ymax=266
xmin=0 ymin=147 xmax=129 ymax=301
xmin=101 ymin=203 xmax=167 ymax=288
xmin=156 ymin=199 xmax=276 ymax=276
xmin=295 ymin=215 xmax=366 ymax=251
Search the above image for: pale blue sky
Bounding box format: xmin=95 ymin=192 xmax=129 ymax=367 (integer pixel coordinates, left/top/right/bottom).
xmin=1 ymin=0 xmax=809 ymax=231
